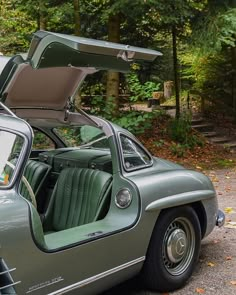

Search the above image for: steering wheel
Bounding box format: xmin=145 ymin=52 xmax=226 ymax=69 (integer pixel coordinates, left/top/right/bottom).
xmin=6 ymin=161 xmax=37 ymax=208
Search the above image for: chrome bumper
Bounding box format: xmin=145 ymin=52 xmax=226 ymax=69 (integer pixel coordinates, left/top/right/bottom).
xmin=216 ymin=209 xmax=225 ymax=227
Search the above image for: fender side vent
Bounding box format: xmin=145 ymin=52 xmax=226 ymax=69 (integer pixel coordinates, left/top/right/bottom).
xmin=0 ymin=258 xmax=20 ymax=294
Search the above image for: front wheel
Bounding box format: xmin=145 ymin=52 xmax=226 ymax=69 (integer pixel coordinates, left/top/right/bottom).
xmin=142 ymin=206 xmax=201 ymax=292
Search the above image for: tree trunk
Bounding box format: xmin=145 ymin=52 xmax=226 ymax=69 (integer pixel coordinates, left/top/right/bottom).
xmin=106 ymin=14 xmax=120 ymax=117
xmin=74 ymin=0 xmax=80 ymax=36
xmin=172 ymin=25 xmax=180 ymax=119
xmin=39 ymin=1 xmax=47 ymax=30
xmin=232 ymin=47 xmax=236 ymax=110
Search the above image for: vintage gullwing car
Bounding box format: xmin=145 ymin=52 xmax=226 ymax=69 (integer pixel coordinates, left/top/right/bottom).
xmin=0 ymin=31 xmax=224 ymax=295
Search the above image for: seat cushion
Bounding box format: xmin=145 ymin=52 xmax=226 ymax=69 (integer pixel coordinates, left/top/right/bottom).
xmin=44 ymin=167 xmax=112 ymax=231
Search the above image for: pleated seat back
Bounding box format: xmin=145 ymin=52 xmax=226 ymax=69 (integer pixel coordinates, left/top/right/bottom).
xmin=20 ymin=159 xmax=51 ymax=212
xmin=44 ymin=167 xmax=112 ymax=232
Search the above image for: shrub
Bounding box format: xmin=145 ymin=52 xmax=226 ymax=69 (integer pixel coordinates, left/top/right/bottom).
xmin=114 ymin=111 xmax=155 ymax=135
xmin=126 ymin=72 xmax=160 ymax=102
xmin=168 ymin=112 xmax=204 ymax=154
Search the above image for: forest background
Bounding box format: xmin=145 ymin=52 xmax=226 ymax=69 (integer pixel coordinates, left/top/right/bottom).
xmin=0 ymin=0 xmax=236 ymax=168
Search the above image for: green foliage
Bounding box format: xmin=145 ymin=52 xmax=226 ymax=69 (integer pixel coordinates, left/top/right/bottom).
xmin=55 ymin=127 xmax=81 ymax=147
xmin=180 ymin=2 xmax=236 ymax=108
xmin=169 ymin=113 xmax=191 ymax=143
xmin=1 ymin=0 xmax=235 ymax=119
xmin=46 ymin=2 xmax=74 ymax=33
xmin=126 ymin=71 xmax=160 ymax=102
xmin=191 ymin=4 xmax=236 ymax=54
xmin=168 ymin=113 xmax=204 ymax=153
xmin=89 ymin=96 xmax=106 ymax=115
xmin=0 ymin=1 xmax=37 ymax=54
xmin=215 ymin=158 xmax=235 ymax=168
xmin=181 ymin=48 xmax=235 ymax=108
xmin=147 ymin=0 xmax=199 ymax=32
xmin=114 ymin=111 xmax=155 ymax=135
xmin=0 ymin=0 xmax=74 ymax=54
xmin=153 ymin=139 xmax=165 ymax=147
xmin=88 ymin=95 xmax=117 ymax=120
xmin=88 ymin=95 xmax=155 ymax=135
xmin=33 ymin=130 xmax=54 ymax=149
xmin=170 ymin=143 xmax=188 ymax=157
xmin=81 ymin=71 xmax=106 ymax=95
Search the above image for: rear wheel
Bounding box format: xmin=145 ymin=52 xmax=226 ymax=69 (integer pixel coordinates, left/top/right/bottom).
xmin=143 ymin=206 xmax=201 ymax=292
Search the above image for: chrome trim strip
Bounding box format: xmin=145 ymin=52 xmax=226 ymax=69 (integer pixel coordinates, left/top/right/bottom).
xmin=0 ymin=267 xmax=16 ymax=275
xmin=0 ymin=102 xmax=17 ymax=117
xmin=48 ymin=256 xmax=145 ymax=295
xmin=0 ymin=281 xmax=21 ymax=290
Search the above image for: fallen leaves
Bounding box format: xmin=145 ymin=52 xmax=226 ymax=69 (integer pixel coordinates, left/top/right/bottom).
xmin=224 ymin=221 xmax=236 ymax=229
xmin=196 ymin=165 xmax=203 ymax=170
xmin=207 ymin=261 xmax=215 ymax=267
xmin=224 ymin=207 xmax=236 ymax=228
xmin=196 ymin=287 xmax=205 ymax=293
xmin=138 ymin=118 xmax=236 ymax=170
xmin=213 ymin=239 xmax=220 ymax=244
xmin=225 ymin=186 xmax=231 ymax=192
xmin=224 ymin=207 xmax=235 ymax=214
xmin=209 ymin=174 xmax=219 ymax=182
xmin=226 ymin=256 xmax=232 ymax=261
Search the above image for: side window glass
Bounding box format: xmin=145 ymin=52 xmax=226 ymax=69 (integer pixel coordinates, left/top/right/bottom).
xmin=53 ymin=125 xmax=108 ymax=149
xmin=0 ymin=131 xmax=24 ymax=186
xmin=120 ymin=134 xmax=152 ymax=171
xmin=33 ymin=129 xmax=55 ymax=150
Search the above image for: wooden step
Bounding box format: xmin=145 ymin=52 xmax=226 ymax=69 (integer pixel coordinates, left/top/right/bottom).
xmin=227 ymin=142 xmax=236 ymax=150
xmin=202 ymin=131 xmax=218 ymax=138
xmin=191 ymin=118 xmax=204 ymax=125
xmin=192 ymin=123 xmax=214 ymax=132
xmin=210 ymin=137 xmax=231 ymax=144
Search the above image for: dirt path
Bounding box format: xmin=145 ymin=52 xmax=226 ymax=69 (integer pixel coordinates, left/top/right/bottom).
xmin=104 ymin=168 xmax=236 ymax=295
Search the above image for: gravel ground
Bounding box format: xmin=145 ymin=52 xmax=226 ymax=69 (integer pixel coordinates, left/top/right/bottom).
xmin=104 ymin=167 xmax=236 ymax=295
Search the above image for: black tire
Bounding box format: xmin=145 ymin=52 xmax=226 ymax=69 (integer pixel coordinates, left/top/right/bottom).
xmin=142 ymin=206 xmax=201 ymax=292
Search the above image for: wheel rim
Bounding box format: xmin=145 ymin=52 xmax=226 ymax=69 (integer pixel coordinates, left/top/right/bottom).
xmin=162 ymin=217 xmax=195 ymax=276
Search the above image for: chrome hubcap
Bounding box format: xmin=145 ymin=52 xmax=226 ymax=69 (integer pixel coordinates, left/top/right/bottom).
xmin=167 ymin=229 xmax=187 ymax=263
xmin=162 ymin=217 xmax=195 ymax=276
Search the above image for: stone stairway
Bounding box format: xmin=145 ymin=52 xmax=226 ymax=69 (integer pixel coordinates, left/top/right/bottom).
xmin=133 ymin=103 xmax=236 ymax=151
xmin=191 ymin=117 xmax=236 ymax=152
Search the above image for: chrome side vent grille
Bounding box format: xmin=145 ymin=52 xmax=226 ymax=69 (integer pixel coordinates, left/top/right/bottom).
xmin=0 ymin=258 xmax=20 ymax=294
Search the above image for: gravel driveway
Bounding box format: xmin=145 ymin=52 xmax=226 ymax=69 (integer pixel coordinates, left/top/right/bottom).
xmin=104 ymin=168 xmax=236 ymax=295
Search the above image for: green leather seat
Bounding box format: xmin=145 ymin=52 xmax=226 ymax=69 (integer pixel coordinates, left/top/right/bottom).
xmin=20 ymin=159 xmax=51 ymax=213
xmin=43 ymin=167 xmax=112 ymax=232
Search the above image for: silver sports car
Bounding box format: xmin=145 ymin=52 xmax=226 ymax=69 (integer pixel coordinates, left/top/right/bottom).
xmin=0 ymin=31 xmax=224 ymax=295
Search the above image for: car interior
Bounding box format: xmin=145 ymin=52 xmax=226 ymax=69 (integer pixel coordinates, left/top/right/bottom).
xmin=18 ymin=146 xmax=116 ymax=250
xmin=21 ymin=146 xmax=113 ymax=208
xmin=0 ymin=118 xmax=143 ymax=251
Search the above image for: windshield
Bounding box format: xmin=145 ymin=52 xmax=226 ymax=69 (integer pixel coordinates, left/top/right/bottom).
xmin=0 ymin=130 xmax=24 ymax=186
xmin=53 ymin=125 xmax=109 ymax=149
